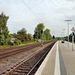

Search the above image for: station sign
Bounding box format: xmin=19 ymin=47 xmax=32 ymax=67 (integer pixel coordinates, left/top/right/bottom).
xmin=72 ymin=32 xmax=75 ymax=36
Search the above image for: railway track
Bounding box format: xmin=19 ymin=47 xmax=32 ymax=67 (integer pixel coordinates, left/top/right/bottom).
xmin=0 ymin=41 xmax=54 ymax=59
xmin=0 ymin=41 xmax=52 ymax=52
xmin=4 ymin=41 xmax=56 ymax=75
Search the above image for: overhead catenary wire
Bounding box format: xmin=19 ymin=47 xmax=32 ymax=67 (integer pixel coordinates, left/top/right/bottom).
xmin=21 ymin=0 xmax=41 ymax=22
xmin=35 ymin=0 xmax=49 ymax=23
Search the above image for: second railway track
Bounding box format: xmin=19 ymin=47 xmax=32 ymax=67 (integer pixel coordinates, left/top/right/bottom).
xmin=0 ymin=41 xmax=54 ymax=59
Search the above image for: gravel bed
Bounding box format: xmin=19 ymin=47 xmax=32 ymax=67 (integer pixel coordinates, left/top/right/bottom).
xmin=0 ymin=43 xmax=51 ymax=74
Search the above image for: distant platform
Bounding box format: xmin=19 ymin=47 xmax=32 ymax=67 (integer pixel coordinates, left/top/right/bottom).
xmin=35 ymin=41 xmax=75 ymax=75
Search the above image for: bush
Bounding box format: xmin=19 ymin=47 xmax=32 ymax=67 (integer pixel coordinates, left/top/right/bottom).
xmin=14 ymin=39 xmax=22 ymax=45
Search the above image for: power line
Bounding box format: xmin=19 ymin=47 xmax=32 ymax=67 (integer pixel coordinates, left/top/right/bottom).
xmin=21 ymin=0 xmax=41 ymax=21
xmin=35 ymin=0 xmax=49 ymax=23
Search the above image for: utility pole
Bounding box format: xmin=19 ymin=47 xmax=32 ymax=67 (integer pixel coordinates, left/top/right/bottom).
xmin=65 ymin=20 xmax=72 ymax=47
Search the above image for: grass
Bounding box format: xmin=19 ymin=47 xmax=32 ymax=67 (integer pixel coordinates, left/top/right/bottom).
xmin=0 ymin=41 xmax=38 ymax=49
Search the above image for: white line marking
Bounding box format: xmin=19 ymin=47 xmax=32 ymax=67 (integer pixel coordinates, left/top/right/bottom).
xmin=54 ymin=41 xmax=61 ymax=75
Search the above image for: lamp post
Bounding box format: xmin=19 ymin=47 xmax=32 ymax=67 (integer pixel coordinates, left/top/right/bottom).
xmin=65 ymin=20 xmax=72 ymax=47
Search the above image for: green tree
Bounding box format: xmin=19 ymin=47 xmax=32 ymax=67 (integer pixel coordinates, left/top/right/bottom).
xmin=0 ymin=34 xmax=5 ymax=45
xmin=28 ymin=33 xmax=33 ymax=41
xmin=43 ymin=33 xmax=46 ymax=41
xmin=44 ymin=29 xmax=52 ymax=40
xmin=65 ymin=34 xmax=75 ymax=42
xmin=69 ymin=34 xmax=72 ymax=42
xmin=11 ymin=33 xmax=17 ymax=38
xmin=0 ymin=12 xmax=9 ymax=45
xmin=34 ymin=23 xmax=45 ymax=39
xmin=0 ymin=12 xmax=9 ymax=33
xmin=14 ymin=39 xmax=21 ymax=45
xmin=17 ymin=28 xmax=27 ymax=42
xmin=17 ymin=28 xmax=27 ymax=35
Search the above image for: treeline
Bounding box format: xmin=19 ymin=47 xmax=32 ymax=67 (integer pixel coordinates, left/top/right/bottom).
xmin=0 ymin=12 xmax=55 ymax=46
xmin=11 ymin=28 xmax=33 ymax=45
xmin=65 ymin=34 xmax=75 ymax=42
xmin=33 ymin=23 xmax=52 ymax=41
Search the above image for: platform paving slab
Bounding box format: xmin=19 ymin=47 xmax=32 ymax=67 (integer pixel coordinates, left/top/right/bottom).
xmin=35 ymin=41 xmax=75 ymax=75
xmin=35 ymin=42 xmax=57 ymax=75
xmin=59 ymin=41 xmax=75 ymax=75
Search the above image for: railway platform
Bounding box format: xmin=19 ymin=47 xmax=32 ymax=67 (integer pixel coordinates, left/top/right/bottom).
xmin=35 ymin=41 xmax=75 ymax=75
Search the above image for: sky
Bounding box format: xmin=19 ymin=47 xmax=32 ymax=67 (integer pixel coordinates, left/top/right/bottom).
xmin=0 ymin=0 xmax=75 ymax=37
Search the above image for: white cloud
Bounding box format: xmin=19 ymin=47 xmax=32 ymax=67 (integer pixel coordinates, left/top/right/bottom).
xmin=0 ymin=0 xmax=75 ymax=37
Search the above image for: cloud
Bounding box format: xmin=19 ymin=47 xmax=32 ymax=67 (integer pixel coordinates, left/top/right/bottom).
xmin=0 ymin=0 xmax=75 ymax=37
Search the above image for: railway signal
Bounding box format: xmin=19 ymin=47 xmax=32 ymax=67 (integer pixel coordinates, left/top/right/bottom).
xmin=41 ymin=30 xmax=43 ymax=34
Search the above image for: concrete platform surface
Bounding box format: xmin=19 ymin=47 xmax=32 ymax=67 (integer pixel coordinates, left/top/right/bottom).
xmin=35 ymin=41 xmax=75 ymax=75
xmin=35 ymin=42 xmax=57 ymax=75
xmin=59 ymin=41 xmax=75 ymax=75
